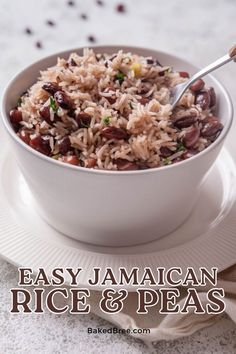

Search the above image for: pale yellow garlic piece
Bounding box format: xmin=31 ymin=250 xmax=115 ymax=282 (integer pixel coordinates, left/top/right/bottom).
xmin=131 ymin=62 xmax=142 ymax=77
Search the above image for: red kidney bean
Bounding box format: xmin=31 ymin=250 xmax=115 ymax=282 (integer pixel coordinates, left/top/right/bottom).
xmin=208 ymin=87 xmax=216 ymax=107
xmin=116 ymin=4 xmax=126 ymax=13
xmin=54 ymin=91 xmax=73 ymax=110
xmin=76 ymin=112 xmax=91 ymax=128
xmin=18 ymin=129 xmax=32 ymax=144
xmin=205 ymin=116 xmax=219 ymax=123
xmin=147 ymin=58 xmax=162 ymax=66
xmin=201 ymin=116 xmax=223 ymax=138
xmin=195 ymin=91 xmax=210 ymax=110
xmin=42 ymin=82 xmax=60 ymax=95
xmin=160 ymin=146 xmax=173 ymax=157
xmin=67 ymin=109 xmax=76 ymax=118
xmin=58 ymin=136 xmax=71 ymax=154
xmin=138 ymin=97 xmax=150 ymax=105
xmin=35 ymin=41 xmax=42 ymax=49
xmin=101 ymin=126 xmax=129 ymax=140
xmin=80 ymin=13 xmax=88 ymax=20
xmin=174 ymin=115 xmax=197 ymax=129
xmin=86 ymin=158 xmax=97 ymax=168
xmin=147 ymin=58 xmax=154 ymax=64
xmin=190 ymin=79 xmax=205 ymax=92
xmin=39 ymin=106 xmax=51 ymax=124
xmin=179 ymin=71 xmax=190 ymax=78
xmin=139 ymin=87 xmax=150 ymax=95
xmin=67 ymin=0 xmax=75 ymax=6
xmin=54 ymin=113 xmax=62 ymax=122
xmin=62 ymin=155 xmax=79 ymax=165
xmin=103 ymin=88 xmax=116 ymax=104
xmin=106 ymin=95 xmax=116 ymax=104
xmin=12 ymin=124 xmax=21 ymax=132
xmin=114 ymin=159 xmax=139 ymax=171
xmin=9 ymin=109 xmax=22 ymax=124
xmin=182 ymin=149 xmax=198 ymax=159
xmin=46 ymin=20 xmax=55 ymax=26
xmin=87 ymin=35 xmax=96 ymax=43
xmin=159 ymin=69 xmax=167 ymax=76
xmin=122 ymin=108 xmax=131 ymax=119
xmin=69 ymin=58 xmax=77 ymax=66
xmin=29 ymin=134 xmax=51 ymax=155
xmin=183 ymin=127 xmax=200 ymax=148
xmin=25 ymin=27 xmax=33 ymax=35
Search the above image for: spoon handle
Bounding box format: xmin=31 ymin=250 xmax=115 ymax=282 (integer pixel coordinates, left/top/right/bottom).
xmin=186 ymin=54 xmax=234 ymax=88
xmin=171 ymin=45 xmax=236 ymax=109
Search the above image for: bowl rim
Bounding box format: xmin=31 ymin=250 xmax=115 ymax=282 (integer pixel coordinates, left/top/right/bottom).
xmin=1 ymin=45 xmax=234 ymax=176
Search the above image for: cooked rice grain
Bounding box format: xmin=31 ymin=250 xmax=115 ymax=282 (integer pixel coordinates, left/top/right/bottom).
xmin=10 ymin=48 xmax=223 ymax=171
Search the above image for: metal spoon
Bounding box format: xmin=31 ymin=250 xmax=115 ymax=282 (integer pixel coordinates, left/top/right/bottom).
xmin=170 ymin=45 xmax=236 ymax=109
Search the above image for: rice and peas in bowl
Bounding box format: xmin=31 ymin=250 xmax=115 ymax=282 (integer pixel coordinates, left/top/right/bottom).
xmin=9 ymin=48 xmax=223 ymax=171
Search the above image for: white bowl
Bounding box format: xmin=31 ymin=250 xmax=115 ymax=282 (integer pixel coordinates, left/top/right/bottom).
xmin=1 ymin=46 xmax=233 ymax=246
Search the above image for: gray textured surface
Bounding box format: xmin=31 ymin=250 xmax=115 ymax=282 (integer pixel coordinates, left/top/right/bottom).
xmin=1 ymin=259 xmax=236 ymax=354
xmin=0 ymin=0 xmax=236 ymax=353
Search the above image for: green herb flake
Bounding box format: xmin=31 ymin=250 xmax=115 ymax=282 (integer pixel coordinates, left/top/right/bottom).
xmin=50 ymin=96 xmax=58 ymax=113
xmin=17 ymin=97 xmax=23 ymax=107
xmin=163 ymin=157 xmax=172 ymax=165
xmin=176 ymin=142 xmax=185 ymax=152
xmin=115 ymin=70 xmax=125 ymax=84
xmin=102 ymin=116 xmax=111 ymax=125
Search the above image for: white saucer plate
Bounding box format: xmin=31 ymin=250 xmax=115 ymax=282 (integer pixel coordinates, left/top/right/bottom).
xmin=1 ymin=132 xmax=236 ymax=290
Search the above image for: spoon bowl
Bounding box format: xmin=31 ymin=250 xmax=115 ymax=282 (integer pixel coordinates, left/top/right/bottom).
xmin=171 ymin=48 xmax=236 ymax=109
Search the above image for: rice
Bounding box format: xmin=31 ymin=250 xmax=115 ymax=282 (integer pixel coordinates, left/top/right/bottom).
xmin=9 ymin=48 xmax=223 ymax=171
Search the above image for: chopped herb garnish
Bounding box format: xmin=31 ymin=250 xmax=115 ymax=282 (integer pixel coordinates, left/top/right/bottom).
xmin=163 ymin=157 xmax=172 ymax=165
xmin=102 ymin=116 xmax=111 ymax=125
xmin=115 ymin=70 xmax=125 ymax=84
xmin=50 ymin=96 xmax=58 ymax=113
xmin=176 ymin=142 xmax=185 ymax=152
xmin=17 ymin=97 xmax=22 ymax=107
